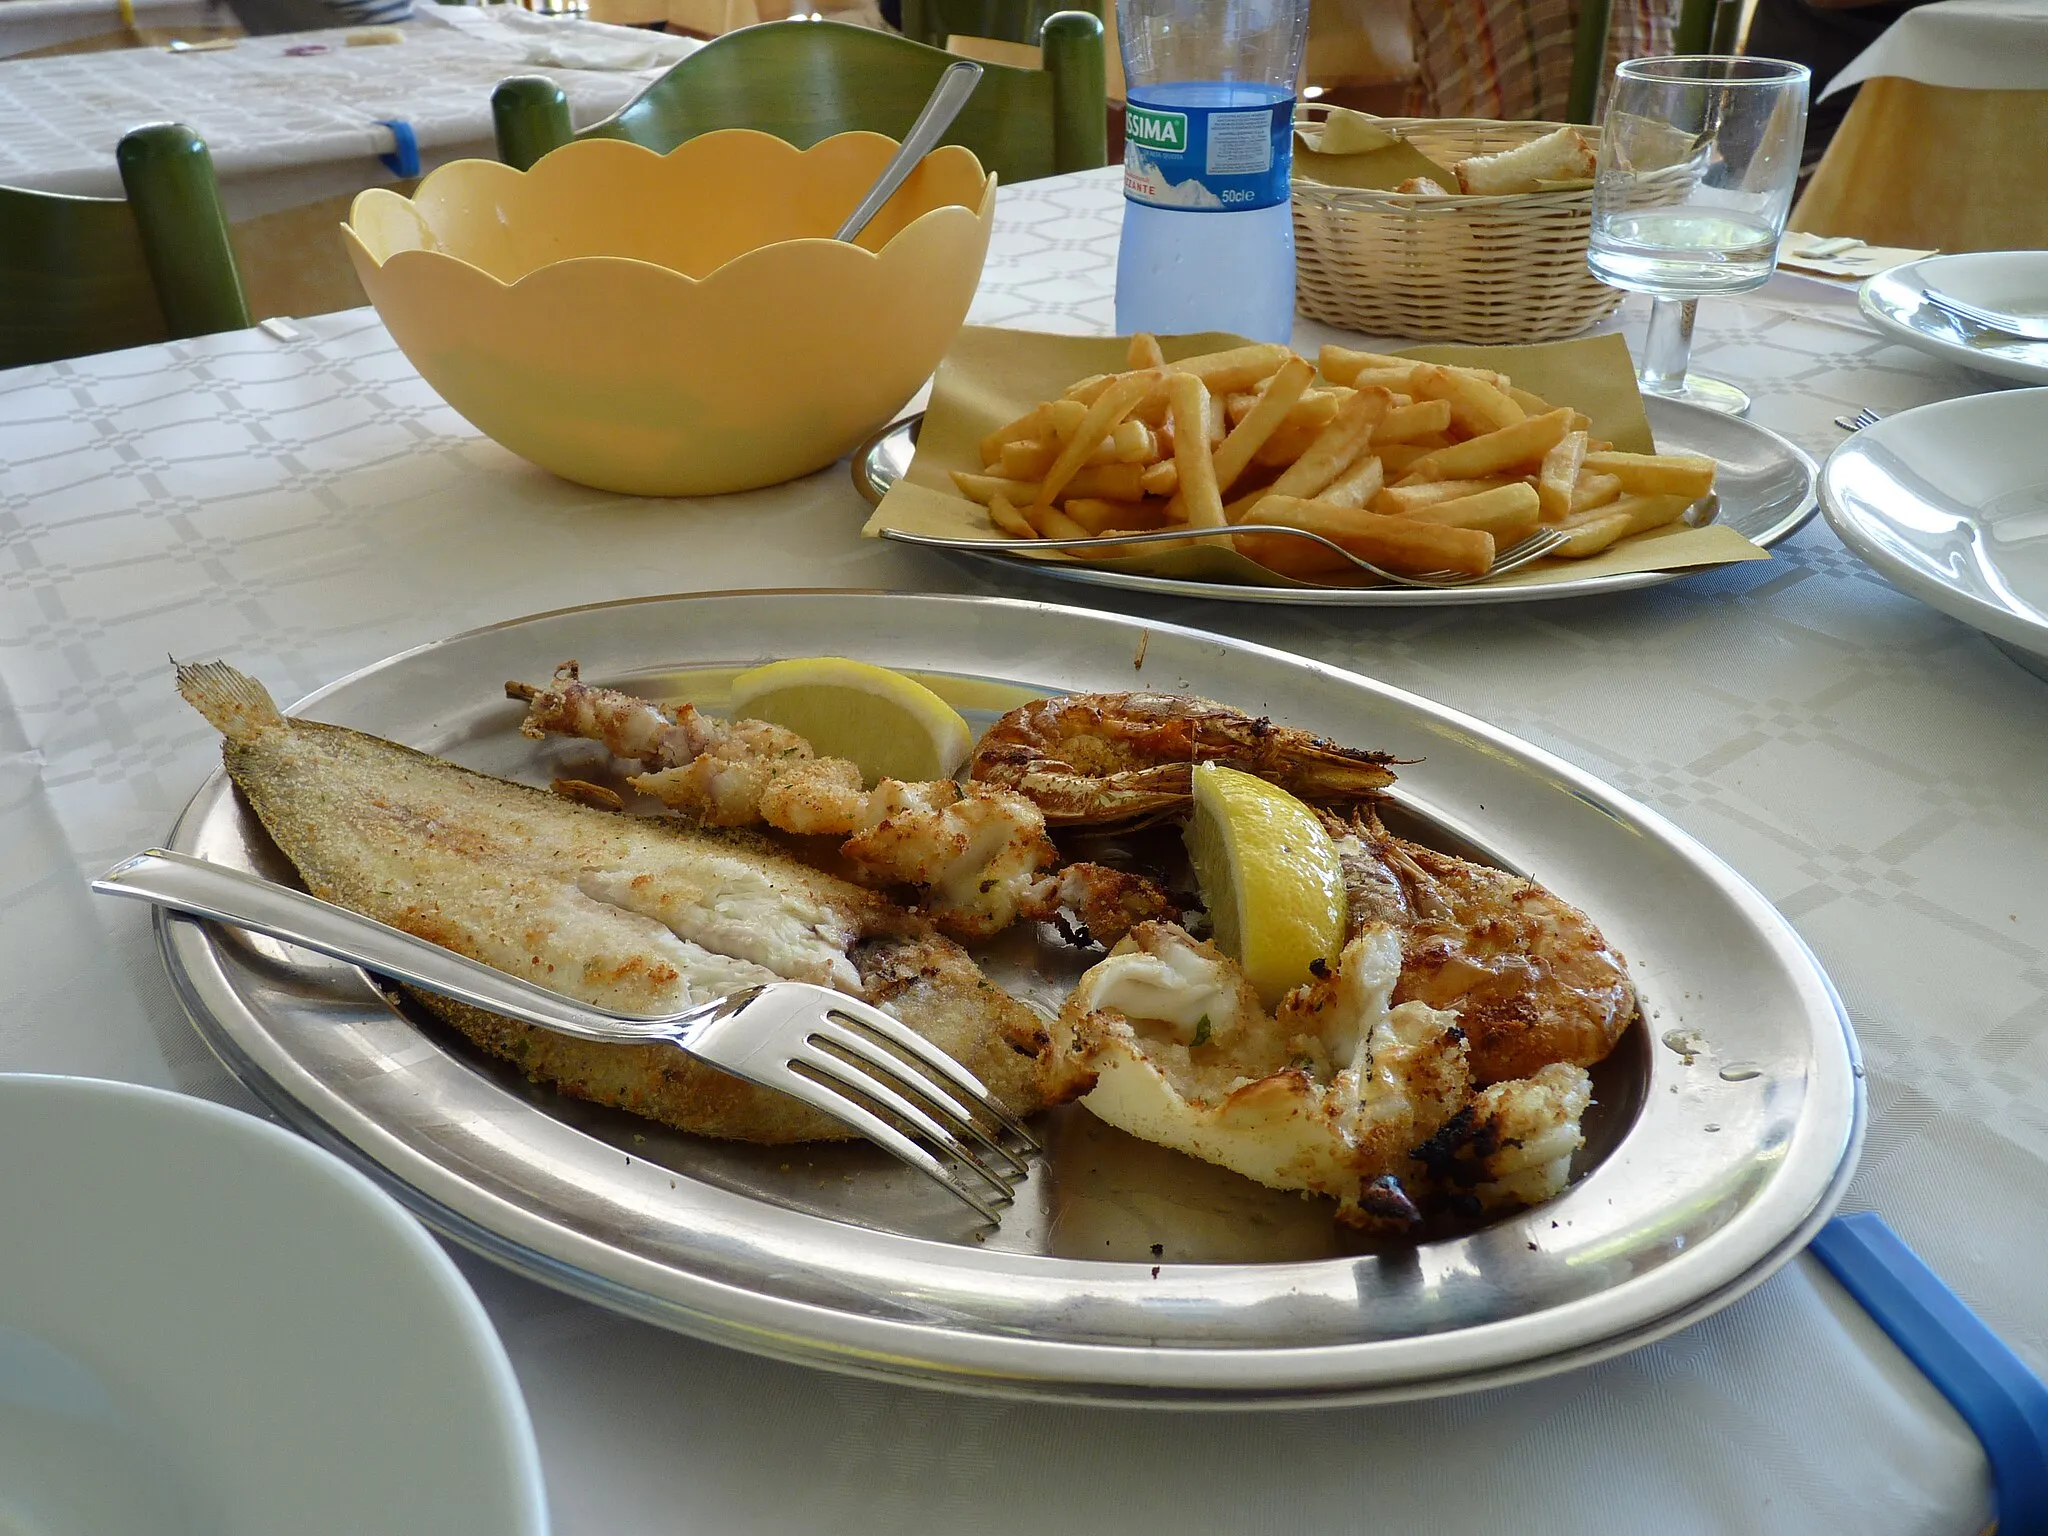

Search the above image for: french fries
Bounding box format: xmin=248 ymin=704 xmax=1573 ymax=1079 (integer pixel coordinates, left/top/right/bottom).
xmin=952 ymin=335 xmax=1717 ymax=583
xmin=1410 ymin=364 xmax=1525 ymax=436
xmin=1373 ymin=475 xmax=1523 ymax=517
xmin=1318 ymin=344 xmax=1412 ymax=385
xmin=1247 ymin=387 xmax=1388 ymax=512
xmin=1213 ymin=356 xmax=1314 ymax=494
xmin=1372 ymin=398 xmax=1455 ymax=444
xmin=1567 ymin=470 xmax=1624 ymax=515
xmin=1168 ymin=371 xmax=1226 ymax=529
xmin=1037 ymin=371 xmax=1161 ymax=507
xmin=1536 ymin=430 xmax=1587 ymax=524
xmin=987 ymin=492 xmax=1035 ymax=539
xmin=1580 ymin=450 xmax=1717 ymax=500
xmin=1171 ymin=343 xmax=1297 ymax=394
xmin=1399 ymin=409 xmax=1573 ymax=484
xmin=1236 ymin=496 xmax=1494 ymax=578
xmin=1398 ymin=482 xmax=1542 ymax=541
xmin=1550 ymin=492 xmax=1699 ymax=557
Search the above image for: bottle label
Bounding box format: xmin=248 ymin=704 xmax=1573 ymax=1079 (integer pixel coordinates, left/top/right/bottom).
xmin=1123 ymin=98 xmax=1294 ymax=213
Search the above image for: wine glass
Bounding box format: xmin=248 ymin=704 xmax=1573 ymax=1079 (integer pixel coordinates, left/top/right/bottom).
xmin=1588 ymin=56 xmax=1810 ymax=416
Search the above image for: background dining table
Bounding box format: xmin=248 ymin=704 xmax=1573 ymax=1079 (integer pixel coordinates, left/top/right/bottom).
xmin=1792 ymin=0 xmax=2048 ymax=253
xmin=1 ymin=165 xmax=2041 ymax=1534
xmin=0 ymin=0 xmax=231 ymax=57
xmin=0 ymin=4 xmax=698 ymax=318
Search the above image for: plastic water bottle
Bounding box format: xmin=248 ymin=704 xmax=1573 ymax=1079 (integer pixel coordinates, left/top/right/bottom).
xmin=1114 ymin=0 xmax=1311 ymax=343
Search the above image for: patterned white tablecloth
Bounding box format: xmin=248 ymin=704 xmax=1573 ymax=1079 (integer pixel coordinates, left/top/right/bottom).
xmin=2 ymin=166 xmax=2042 ymax=1534
xmin=0 ymin=4 xmax=695 ymax=215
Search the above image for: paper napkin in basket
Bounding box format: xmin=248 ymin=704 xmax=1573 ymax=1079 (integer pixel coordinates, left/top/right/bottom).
xmin=1292 ymin=110 xmax=1459 ymax=191
xmin=861 ymin=325 xmax=1769 ymax=590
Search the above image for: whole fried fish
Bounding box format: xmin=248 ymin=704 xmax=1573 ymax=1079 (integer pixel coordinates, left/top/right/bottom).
xmin=178 ymin=662 xmax=1090 ymax=1142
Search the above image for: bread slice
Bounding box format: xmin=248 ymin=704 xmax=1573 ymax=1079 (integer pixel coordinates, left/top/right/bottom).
xmin=1394 ymin=175 xmax=1452 ymax=196
xmin=1452 ymin=126 xmax=1597 ymax=196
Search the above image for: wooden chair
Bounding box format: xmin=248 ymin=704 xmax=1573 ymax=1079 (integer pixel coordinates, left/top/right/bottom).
xmin=0 ymin=122 xmax=250 ymax=370
xmin=492 ymin=14 xmax=1108 ymax=183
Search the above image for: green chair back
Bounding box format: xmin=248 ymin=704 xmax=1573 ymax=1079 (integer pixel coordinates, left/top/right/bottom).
xmin=1569 ymin=0 xmax=1740 ymax=124
xmin=1567 ymin=0 xmax=1613 ymax=124
xmin=493 ymin=14 xmax=1107 ymax=184
xmin=0 ymin=122 xmax=250 ymax=370
xmin=897 ymin=0 xmax=1098 ymax=48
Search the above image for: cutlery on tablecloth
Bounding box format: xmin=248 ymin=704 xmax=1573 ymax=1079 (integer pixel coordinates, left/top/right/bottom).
xmin=1921 ymin=289 xmax=2048 ymax=344
xmin=93 ymin=849 xmax=1037 ymax=1223
xmin=884 ymin=522 xmax=1573 ymax=589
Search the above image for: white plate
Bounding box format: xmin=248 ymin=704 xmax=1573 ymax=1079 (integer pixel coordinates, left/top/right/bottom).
xmin=0 ymin=1074 xmax=548 ymax=1536
xmin=154 ymin=591 xmax=1862 ymax=1406
xmin=1821 ymin=388 xmax=2048 ymax=679
xmin=1860 ymin=252 xmax=2048 ymax=385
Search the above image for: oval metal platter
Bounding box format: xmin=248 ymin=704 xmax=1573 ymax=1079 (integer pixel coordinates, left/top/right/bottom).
xmin=158 ymin=590 xmax=1862 ymax=1406
xmin=854 ymin=395 xmax=1819 ymax=606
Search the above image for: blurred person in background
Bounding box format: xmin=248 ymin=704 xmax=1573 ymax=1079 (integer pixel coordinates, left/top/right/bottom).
xmin=1411 ymin=0 xmax=1677 ymax=120
xmin=224 ymin=0 xmax=410 ymax=32
xmin=1744 ymin=0 xmax=1939 ymax=175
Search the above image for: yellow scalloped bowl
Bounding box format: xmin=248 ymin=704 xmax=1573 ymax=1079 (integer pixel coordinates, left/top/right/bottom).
xmin=344 ymin=132 xmax=996 ymax=497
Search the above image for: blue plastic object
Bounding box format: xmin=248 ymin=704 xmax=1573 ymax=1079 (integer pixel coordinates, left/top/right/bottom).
xmin=1812 ymin=1212 xmax=2048 ymax=1534
xmin=375 ymin=118 xmax=420 ymax=180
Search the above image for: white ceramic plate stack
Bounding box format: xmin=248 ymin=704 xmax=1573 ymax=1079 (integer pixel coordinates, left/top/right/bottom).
xmin=1822 ymin=388 xmax=2048 ymax=679
xmin=1860 ymin=251 xmax=2048 ymax=385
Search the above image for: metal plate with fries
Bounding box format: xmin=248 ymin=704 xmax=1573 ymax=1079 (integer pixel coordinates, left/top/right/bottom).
xmin=153 ymin=591 xmax=1860 ymax=1406
xmin=857 ymin=394 xmax=1817 ymax=607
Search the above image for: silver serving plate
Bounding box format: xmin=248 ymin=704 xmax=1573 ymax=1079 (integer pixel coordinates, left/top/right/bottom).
xmin=853 ymin=397 xmax=1818 ymax=606
xmin=158 ymin=591 xmax=1862 ymax=1405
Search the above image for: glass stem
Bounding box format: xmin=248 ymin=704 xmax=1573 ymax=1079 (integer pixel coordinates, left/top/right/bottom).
xmin=1639 ymin=298 xmax=1698 ymax=396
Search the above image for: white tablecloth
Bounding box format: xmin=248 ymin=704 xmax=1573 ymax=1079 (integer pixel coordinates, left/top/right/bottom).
xmin=1826 ymin=0 xmax=2048 ymax=97
xmin=0 ymin=4 xmax=696 ymax=216
xmin=2 ymin=167 xmax=2042 ymax=1534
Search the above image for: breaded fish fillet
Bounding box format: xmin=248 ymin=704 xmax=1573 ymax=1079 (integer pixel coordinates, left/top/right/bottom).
xmin=178 ymin=662 xmax=1088 ymax=1142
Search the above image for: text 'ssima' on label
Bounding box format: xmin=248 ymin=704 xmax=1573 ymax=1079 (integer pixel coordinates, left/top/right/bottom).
xmin=1122 ymin=98 xmax=1294 ymax=213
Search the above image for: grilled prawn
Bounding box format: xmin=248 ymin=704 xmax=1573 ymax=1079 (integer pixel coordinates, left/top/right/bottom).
xmin=967 ymin=692 xmax=1397 ymax=827
xmin=509 ymin=664 xmax=1177 ymax=943
xmin=1326 ymin=811 xmax=1636 ymax=1084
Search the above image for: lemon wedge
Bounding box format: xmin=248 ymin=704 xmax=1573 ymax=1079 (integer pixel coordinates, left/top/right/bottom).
xmin=1184 ymin=762 xmax=1347 ymax=1009
xmin=726 ymin=657 xmax=972 ymax=787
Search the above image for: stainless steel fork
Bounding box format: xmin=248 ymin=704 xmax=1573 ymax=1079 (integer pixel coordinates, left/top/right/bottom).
xmin=93 ymin=849 xmax=1037 ymax=1223
xmin=1920 ymin=289 xmax=2048 ymax=343
xmin=883 ymin=522 xmax=1571 ymax=589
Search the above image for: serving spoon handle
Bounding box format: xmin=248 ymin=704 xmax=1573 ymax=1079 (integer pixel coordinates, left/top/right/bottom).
xmin=835 ymin=59 xmax=983 ymax=244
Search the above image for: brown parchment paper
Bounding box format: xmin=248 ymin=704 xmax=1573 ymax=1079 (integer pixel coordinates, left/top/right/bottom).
xmin=1293 ymin=111 xmax=1458 ymax=192
xmin=861 ymin=325 xmax=1769 ymax=590
xmin=1291 ymin=109 xmax=1594 ymax=193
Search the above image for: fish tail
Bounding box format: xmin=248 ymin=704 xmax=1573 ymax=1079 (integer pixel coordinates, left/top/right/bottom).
xmin=176 ymin=660 xmax=287 ymax=741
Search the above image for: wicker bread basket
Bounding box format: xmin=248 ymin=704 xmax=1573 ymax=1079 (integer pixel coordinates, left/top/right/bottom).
xmin=1292 ymin=113 xmax=1623 ymax=344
